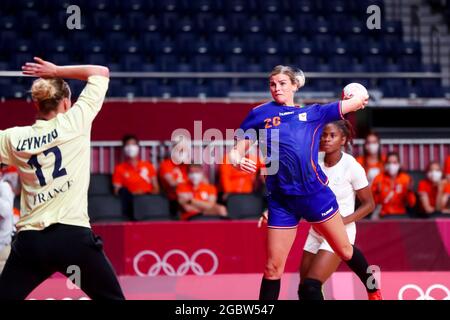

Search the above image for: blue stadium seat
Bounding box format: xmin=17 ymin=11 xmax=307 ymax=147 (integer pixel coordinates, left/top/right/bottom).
xmin=291 ymin=0 xmax=316 ymax=13
xmin=155 ymin=54 xmax=178 ymax=71
xmin=241 ymin=79 xmax=266 ymax=92
xmin=209 ymin=79 xmax=231 ymax=97
xmin=243 ymin=34 xmax=266 ymax=54
xmin=158 ymin=84 xmax=176 ymax=98
xmin=0 ymin=78 xmax=13 ymax=98
xmin=81 ymin=39 xmax=106 ymax=54
xmin=175 ymin=33 xmax=198 ymax=54
xmin=417 ymin=79 xmax=443 ymax=97
xmin=278 ymin=17 xmax=297 ymax=34
xmin=380 ymin=79 xmax=409 ymax=97
xmin=161 ymin=12 xmax=180 ymax=32
xmin=0 ymin=16 xmax=17 ymax=31
xmin=122 ymin=54 xmax=144 ymax=71
xmin=141 ymin=15 xmax=160 ymax=33
xmin=0 ymin=31 xmax=17 ymax=54
xmin=191 ymin=54 xmax=214 ymax=71
xmin=260 ymin=55 xmax=283 ymax=71
xmin=126 ymin=12 xmax=145 ymax=31
xmin=260 ymin=13 xmax=281 ymax=34
xmin=140 ymin=79 xmax=160 ymax=97
xmin=106 ymin=32 xmax=128 ymax=53
xmin=329 ymin=55 xmax=354 ymax=72
xmin=141 ymin=33 xmax=163 ymax=53
xmin=225 ymin=55 xmax=248 ymax=72
xmin=224 ymin=0 xmax=251 ymax=13
xmin=322 ymin=0 xmax=347 ymax=14
xmin=118 ymin=0 xmax=149 ymax=12
xmin=297 ymin=14 xmax=316 ymax=34
xmin=210 ymin=16 xmax=228 ymax=33
xmin=175 ymin=63 xmax=193 ymax=72
xmin=175 ymin=79 xmax=197 ymax=97
xmin=400 ymin=55 xmax=422 ymax=72
xmin=364 ymin=56 xmax=388 ymax=72
xmin=210 ymin=33 xmax=232 ymax=54
xmin=294 ymin=55 xmax=318 ymax=72
xmin=85 ymin=53 xmax=108 ymax=66
xmin=316 ymin=79 xmax=337 ymax=91
xmin=47 ymin=53 xmax=71 ymax=66
xmin=260 ymin=0 xmax=284 ymax=13
xmin=10 ymin=53 xmax=33 ymax=70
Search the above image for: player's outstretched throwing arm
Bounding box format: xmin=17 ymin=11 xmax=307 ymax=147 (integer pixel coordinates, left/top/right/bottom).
xmin=22 ymin=57 xmax=109 ymax=81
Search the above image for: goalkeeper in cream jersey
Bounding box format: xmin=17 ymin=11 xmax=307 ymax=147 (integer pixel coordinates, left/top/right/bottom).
xmin=0 ymin=58 xmax=124 ymax=300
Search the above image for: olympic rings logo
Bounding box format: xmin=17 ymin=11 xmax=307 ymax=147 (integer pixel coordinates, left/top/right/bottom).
xmin=398 ymin=284 xmax=450 ymax=300
xmin=133 ymin=249 xmax=219 ymax=277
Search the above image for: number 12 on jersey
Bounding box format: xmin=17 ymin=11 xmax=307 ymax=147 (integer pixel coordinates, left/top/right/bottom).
xmin=27 ymin=146 xmax=68 ymax=187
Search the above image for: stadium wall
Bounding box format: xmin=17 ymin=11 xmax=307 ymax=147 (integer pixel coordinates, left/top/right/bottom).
xmin=91 ymin=219 xmax=450 ymax=277
xmin=0 ymin=100 xmax=358 ymax=140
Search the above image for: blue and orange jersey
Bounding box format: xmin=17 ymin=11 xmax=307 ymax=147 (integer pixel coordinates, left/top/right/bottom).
xmin=238 ymin=100 xmax=344 ymax=196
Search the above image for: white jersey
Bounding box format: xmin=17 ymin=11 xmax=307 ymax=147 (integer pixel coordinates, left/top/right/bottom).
xmin=304 ymin=152 xmax=369 ymax=254
xmin=318 ymin=151 xmax=368 ymax=217
xmin=0 ymin=76 xmax=109 ymax=232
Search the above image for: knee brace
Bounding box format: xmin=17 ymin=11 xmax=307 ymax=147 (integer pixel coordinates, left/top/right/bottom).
xmin=298 ymin=278 xmax=324 ymax=300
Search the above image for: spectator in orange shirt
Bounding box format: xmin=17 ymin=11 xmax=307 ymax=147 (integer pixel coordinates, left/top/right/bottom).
xmin=445 ymin=155 xmax=450 ymax=178
xmin=219 ymin=153 xmax=263 ymax=201
xmin=356 ymin=132 xmax=385 ymax=184
xmin=159 ymin=155 xmax=188 ymax=216
xmin=442 ymin=181 xmax=450 ymax=215
xmin=371 ymin=152 xmax=416 ymax=218
xmin=176 ymin=164 xmax=227 ymax=221
xmin=417 ymin=161 xmax=446 ymax=216
xmin=113 ymin=135 xmax=159 ymax=219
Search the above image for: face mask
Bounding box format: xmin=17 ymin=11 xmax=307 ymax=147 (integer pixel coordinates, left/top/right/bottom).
xmin=385 ymin=163 xmax=400 ymax=177
xmin=427 ymin=170 xmax=442 ymax=183
xmin=189 ymin=172 xmax=203 ymax=186
xmin=366 ymin=143 xmax=379 ymax=155
xmin=124 ymin=145 xmax=139 ymax=158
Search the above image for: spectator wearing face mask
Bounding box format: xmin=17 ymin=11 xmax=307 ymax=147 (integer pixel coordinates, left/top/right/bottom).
xmin=159 ymin=139 xmax=190 ymax=217
xmin=417 ymin=161 xmax=446 ymax=216
xmin=113 ymin=135 xmax=160 ymax=219
xmin=371 ymin=152 xmax=416 ymax=218
xmin=176 ymin=164 xmax=227 ymax=221
xmin=356 ymin=132 xmax=386 ymax=184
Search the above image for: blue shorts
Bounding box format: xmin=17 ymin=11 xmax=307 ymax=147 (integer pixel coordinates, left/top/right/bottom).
xmin=267 ymin=186 xmax=340 ymax=228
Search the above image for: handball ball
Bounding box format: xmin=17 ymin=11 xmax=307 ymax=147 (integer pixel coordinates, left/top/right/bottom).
xmin=342 ymin=83 xmax=368 ymax=100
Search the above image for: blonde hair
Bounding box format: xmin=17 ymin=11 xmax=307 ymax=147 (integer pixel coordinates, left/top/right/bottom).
xmin=31 ymin=78 xmax=71 ymax=115
xmin=270 ymin=65 xmax=306 ymax=89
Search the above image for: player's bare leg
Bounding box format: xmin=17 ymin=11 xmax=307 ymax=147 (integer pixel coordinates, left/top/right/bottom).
xmin=313 ymin=214 xmax=382 ymax=300
xmin=259 ymin=227 xmax=297 ymax=300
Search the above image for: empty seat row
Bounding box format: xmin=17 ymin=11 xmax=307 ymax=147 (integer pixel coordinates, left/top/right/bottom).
xmin=0 ymin=77 xmax=445 ymax=99
xmin=87 ymin=193 xmax=265 ymax=223
xmin=1 ymin=0 xmax=384 ymax=15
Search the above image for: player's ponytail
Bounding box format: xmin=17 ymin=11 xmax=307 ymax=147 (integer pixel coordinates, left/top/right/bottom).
xmin=270 ymin=65 xmax=306 ymax=90
xmin=294 ymin=68 xmax=305 ymax=89
xmin=31 ymin=78 xmax=71 ymax=115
